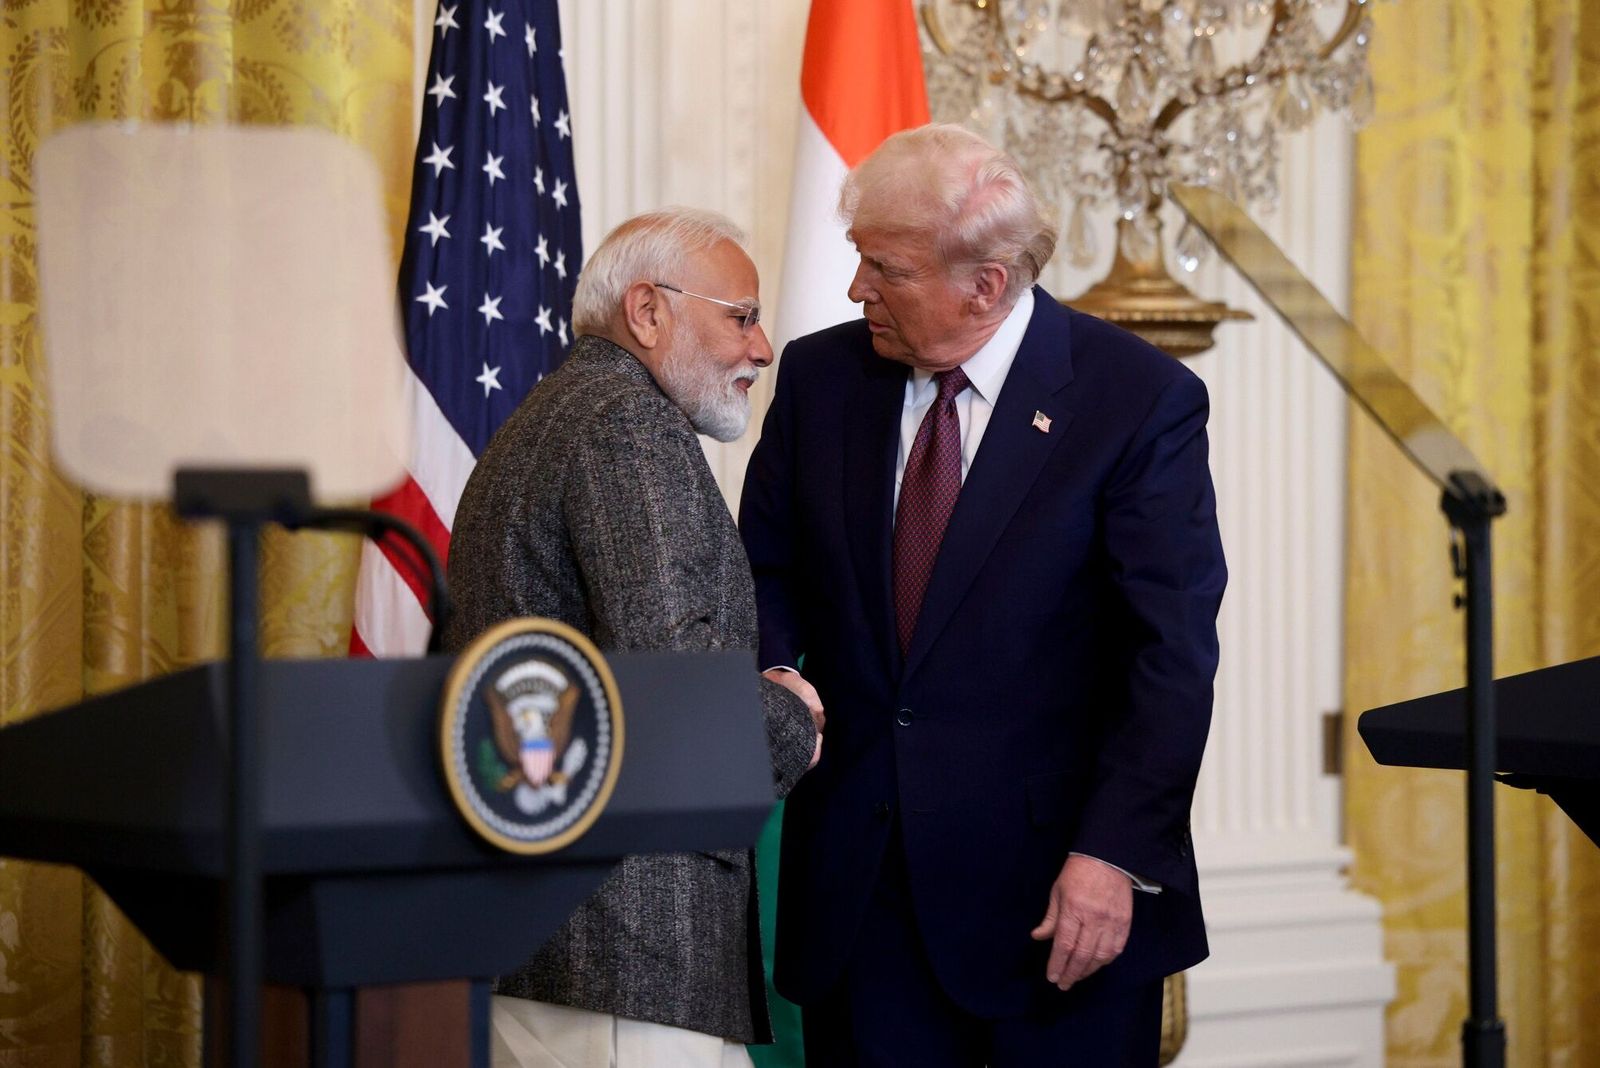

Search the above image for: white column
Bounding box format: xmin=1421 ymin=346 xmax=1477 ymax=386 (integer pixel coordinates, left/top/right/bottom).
xmin=1166 ymin=117 xmax=1396 ymax=1067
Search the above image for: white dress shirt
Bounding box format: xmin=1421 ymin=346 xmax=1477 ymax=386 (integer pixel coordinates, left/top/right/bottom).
xmin=889 ymin=289 xmax=1160 ymax=895
xmin=893 ymin=291 xmax=1033 ymax=508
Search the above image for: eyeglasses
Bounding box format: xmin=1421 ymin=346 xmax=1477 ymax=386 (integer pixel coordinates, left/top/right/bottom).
xmin=654 ymin=282 xmax=762 ymax=333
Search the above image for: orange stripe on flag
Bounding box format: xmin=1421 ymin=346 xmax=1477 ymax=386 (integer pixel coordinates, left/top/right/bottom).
xmin=799 ymin=0 xmax=930 ymax=169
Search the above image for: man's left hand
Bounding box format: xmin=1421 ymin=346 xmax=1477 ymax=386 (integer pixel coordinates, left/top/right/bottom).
xmin=1029 ymin=854 xmax=1133 ymax=991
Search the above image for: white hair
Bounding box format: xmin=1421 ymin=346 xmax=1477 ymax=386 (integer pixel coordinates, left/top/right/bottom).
xmin=839 ymin=123 xmax=1057 ymax=302
xmin=571 ymin=207 xmax=749 ymax=335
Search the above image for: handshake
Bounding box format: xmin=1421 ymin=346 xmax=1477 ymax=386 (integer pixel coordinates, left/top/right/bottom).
xmin=763 ymin=667 xmax=825 ymax=769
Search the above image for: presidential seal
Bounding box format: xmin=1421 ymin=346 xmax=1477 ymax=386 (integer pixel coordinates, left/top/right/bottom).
xmin=440 ymin=618 xmax=624 ymax=854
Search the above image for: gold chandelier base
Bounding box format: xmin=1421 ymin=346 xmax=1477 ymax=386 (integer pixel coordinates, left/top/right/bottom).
xmin=1064 ymin=218 xmax=1252 ymax=359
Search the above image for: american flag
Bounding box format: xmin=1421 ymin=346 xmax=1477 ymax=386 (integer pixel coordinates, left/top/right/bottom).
xmin=352 ymin=0 xmax=582 ymax=656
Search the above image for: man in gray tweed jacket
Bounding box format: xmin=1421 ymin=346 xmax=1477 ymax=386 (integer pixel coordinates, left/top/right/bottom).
xmin=443 ymin=207 xmax=821 ymax=1068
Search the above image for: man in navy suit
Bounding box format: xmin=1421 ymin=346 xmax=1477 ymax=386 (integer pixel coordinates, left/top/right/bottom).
xmin=740 ymin=124 xmax=1226 ymax=1066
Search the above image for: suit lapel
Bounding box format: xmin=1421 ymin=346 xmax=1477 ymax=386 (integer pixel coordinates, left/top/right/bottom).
xmin=902 ymin=291 xmax=1077 ymax=680
xmin=844 ymin=352 xmax=909 ymax=678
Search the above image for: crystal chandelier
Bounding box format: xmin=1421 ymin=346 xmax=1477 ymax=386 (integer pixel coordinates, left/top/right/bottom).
xmin=922 ymin=0 xmax=1376 ymax=357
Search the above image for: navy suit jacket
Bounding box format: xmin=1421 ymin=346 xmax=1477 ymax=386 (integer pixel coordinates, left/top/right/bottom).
xmin=738 ymin=290 xmax=1226 ymax=1017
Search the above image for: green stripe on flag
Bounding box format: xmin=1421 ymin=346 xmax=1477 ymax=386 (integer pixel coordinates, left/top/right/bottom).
xmin=749 ymin=799 xmax=805 ymax=1066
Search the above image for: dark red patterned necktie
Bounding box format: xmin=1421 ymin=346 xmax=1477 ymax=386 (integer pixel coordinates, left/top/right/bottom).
xmin=893 ymin=366 xmax=971 ymax=655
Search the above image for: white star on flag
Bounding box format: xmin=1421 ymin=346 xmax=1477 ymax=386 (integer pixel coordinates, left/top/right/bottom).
xmin=552 ymin=177 xmax=568 ymax=209
xmin=416 ymin=281 xmax=449 ymax=315
xmin=419 ymin=212 xmax=452 ymax=245
xmin=476 ymin=362 xmax=503 ymax=396
xmin=533 ymin=165 xmax=545 ymax=194
xmin=428 ymin=73 xmax=456 ymax=106
xmin=554 ymin=249 xmax=567 ymax=280
xmin=435 ymin=3 xmax=459 ymax=36
xmin=483 ymin=151 xmax=506 ymax=185
xmin=535 ymin=234 xmax=550 ymax=267
xmin=484 ymin=9 xmax=506 ymax=41
xmin=534 ymin=305 xmax=553 ymax=336
xmin=525 ymin=23 xmax=537 ymax=56
xmin=530 ymin=95 xmax=540 ymax=126
xmin=480 ymin=223 xmax=506 ymax=256
xmin=424 ymin=141 xmax=455 ymax=176
xmin=478 ymin=293 xmax=505 ymax=325
xmin=555 ymin=109 xmax=571 ymax=139
xmin=558 ymin=318 xmax=568 ymax=346
xmin=483 ymin=81 xmax=507 ymax=115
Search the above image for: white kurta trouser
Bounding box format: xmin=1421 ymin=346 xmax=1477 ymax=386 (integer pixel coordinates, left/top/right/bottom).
xmin=490 ymin=996 xmax=755 ymax=1068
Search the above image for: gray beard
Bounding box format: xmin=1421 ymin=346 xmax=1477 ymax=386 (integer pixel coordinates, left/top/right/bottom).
xmin=656 ymin=327 xmax=754 ymax=442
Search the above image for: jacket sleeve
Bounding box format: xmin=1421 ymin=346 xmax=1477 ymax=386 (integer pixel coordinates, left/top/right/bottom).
xmin=562 ymin=394 xmax=814 ymax=791
xmin=760 ymin=676 xmax=815 ymax=797
xmin=738 ymin=343 xmax=805 ymax=670
xmin=1068 ymin=371 xmax=1226 ymax=895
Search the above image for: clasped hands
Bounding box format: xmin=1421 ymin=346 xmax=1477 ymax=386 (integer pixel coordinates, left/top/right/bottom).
xmin=763 ymin=667 xmax=824 ymax=768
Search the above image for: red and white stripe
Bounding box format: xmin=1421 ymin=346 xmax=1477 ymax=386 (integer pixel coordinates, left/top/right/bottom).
xmin=773 ymin=0 xmax=930 ymax=351
xmin=350 ymin=370 xmax=476 ymax=657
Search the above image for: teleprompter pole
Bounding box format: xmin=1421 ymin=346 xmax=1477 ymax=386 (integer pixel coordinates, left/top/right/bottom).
xmin=1441 ymin=471 xmax=1507 ymax=1068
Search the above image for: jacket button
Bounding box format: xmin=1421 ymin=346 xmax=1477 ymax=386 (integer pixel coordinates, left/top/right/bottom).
xmin=873 ymin=801 xmax=891 ymax=819
xmin=896 ymin=708 xmax=913 ymax=727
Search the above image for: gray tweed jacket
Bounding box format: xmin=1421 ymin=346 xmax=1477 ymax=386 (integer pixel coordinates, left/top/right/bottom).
xmin=442 ymin=335 xmax=816 ymax=1043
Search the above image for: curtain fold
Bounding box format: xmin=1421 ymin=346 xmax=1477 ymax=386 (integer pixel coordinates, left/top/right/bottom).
xmin=0 ymin=2 xmax=415 ymax=1063
xmin=1346 ymin=2 xmax=1600 ymax=1064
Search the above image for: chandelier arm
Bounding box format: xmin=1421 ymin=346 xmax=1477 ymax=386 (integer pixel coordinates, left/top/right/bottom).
xmin=919 ymin=1 xmax=960 ymax=61
xmin=1152 ymin=0 xmax=1364 ymax=136
xmin=986 ymin=0 xmax=1120 ymax=126
xmin=1317 ymin=2 xmax=1368 ymax=61
xmin=1150 ymin=0 xmax=1292 ymax=135
xmin=1017 ymin=83 xmax=1120 ymax=127
xmin=1150 ymin=45 xmax=1278 ymax=135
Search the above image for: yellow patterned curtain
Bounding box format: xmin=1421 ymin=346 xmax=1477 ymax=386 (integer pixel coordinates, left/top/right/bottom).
xmin=0 ymin=1 xmax=414 ymax=1063
xmin=1346 ymin=2 xmax=1600 ymax=1064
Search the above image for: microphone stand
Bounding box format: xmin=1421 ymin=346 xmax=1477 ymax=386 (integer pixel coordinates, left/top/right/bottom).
xmin=173 ymin=468 xmax=448 ymax=1067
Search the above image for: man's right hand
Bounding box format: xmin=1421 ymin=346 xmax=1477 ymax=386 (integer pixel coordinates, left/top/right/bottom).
xmin=763 ymin=667 xmax=824 ymax=734
xmin=763 ymin=667 xmax=825 ymax=769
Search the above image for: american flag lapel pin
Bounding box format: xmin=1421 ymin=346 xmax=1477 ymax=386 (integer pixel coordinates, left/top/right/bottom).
xmin=1032 ymin=410 xmax=1052 ymax=433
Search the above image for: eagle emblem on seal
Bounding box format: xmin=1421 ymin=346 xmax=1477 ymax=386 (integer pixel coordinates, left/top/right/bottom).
xmin=484 ymin=660 xmax=582 ymax=791
xmin=441 ymin=617 xmax=622 ymax=854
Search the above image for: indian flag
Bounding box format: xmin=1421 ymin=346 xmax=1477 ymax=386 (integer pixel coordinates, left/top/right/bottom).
xmin=770 ymin=0 xmax=931 ymax=352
